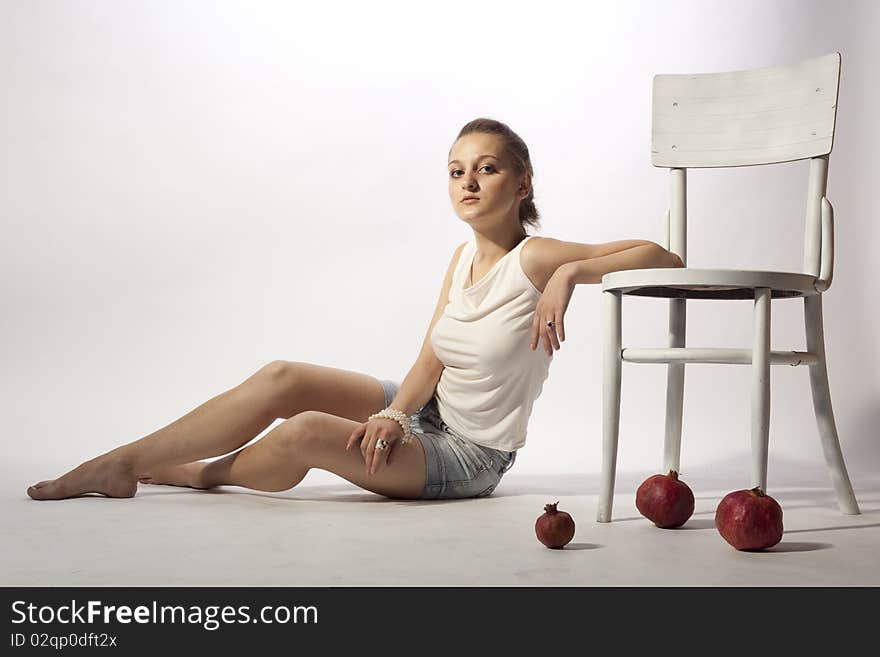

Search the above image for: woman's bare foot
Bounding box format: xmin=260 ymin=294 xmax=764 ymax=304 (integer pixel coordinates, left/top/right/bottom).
xmin=138 ymin=461 xmax=212 ymax=490
xmin=27 ymin=453 xmax=138 ymax=500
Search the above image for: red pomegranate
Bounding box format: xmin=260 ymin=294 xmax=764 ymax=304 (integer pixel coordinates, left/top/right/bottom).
xmin=535 ymin=501 xmax=576 ymax=549
xmin=715 ymin=487 xmax=783 ymax=550
xmin=635 ymin=470 xmax=695 ymax=528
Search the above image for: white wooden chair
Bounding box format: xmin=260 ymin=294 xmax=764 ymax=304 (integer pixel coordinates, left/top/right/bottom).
xmin=597 ymin=52 xmax=860 ymax=522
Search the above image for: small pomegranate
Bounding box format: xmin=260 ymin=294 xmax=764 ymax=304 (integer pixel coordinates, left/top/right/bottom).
xmin=635 ymin=470 xmax=695 ymax=528
xmin=535 ymin=501 xmax=575 ymax=549
xmin=715 ymin=487 xmax=783 ymax=551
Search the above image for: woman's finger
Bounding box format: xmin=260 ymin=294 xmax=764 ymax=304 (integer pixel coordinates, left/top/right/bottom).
xmin=542 ymin=322 xmax=553 ymax=354
xmin=541 ymin=320 xmax=552 ymax=355
xmin=363 ymin=436 xmax=374 ymax=474
xmin=530 ymin=313 xmax=540 ymax=351
xmin=369 ymin=437 xmax=390 ymax=476
xmin=360 ymin=427 xmax=371 ymax=462
xmin=385 ymin=439 xmax=399 ymax=467
xmin=547 ymin=315 xmax=561 ymax=351
xmin=346 ymin=424 xmax=365 ymax=451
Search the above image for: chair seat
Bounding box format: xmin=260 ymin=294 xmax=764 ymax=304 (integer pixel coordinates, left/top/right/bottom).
xmin=601 ymin=267 xmax=820 ymax=300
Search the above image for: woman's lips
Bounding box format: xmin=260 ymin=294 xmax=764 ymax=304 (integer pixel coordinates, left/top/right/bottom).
xmin=463 ymin=198 xmax=479 ymax=203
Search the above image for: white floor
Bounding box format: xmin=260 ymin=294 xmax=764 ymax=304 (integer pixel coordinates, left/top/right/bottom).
xmin=4 ymin=461 xmax=879 ymax=587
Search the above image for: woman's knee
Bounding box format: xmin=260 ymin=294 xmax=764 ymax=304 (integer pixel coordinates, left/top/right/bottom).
xmin=256 ymin=359 xmax=298 ymax=384
xmin=250 ymin=360 xmax=305 ymax=418
xmin=273 ymin=412 xmax=322 ymax=454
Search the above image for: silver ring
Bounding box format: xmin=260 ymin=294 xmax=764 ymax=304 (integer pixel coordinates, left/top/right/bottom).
xmin=546 ymin=320 xmax=554 ymax=328
xmin=376 ymin=439 xmax=389 ymax=450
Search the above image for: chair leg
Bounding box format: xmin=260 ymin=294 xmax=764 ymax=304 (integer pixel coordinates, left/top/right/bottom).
xmin=751 ymin=288 xmax=771 ymax=493
xmin=803 ymin=294 xmax=860 ymax=514
xmin=663 ymin=297 xmax=687 ymax=473
xmin=597 ymin=290 xmax=622 ymax=523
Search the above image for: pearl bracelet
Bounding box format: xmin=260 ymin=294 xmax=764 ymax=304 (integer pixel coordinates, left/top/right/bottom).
xmin=368 ymin=407 xmax=414 ymax=444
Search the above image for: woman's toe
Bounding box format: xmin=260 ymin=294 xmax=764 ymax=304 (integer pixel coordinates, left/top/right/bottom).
xmin=27 ymin=481 xmax=54 ymax=499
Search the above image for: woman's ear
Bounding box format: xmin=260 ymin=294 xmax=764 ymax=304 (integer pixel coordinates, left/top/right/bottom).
xmin=519 ymin=172 xmax=532 ymax=198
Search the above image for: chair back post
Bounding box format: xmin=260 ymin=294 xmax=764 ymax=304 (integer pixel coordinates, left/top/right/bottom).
xmin=668 ymin=168 xmax=687 ymax=266
xmin=804 ymin=155 xmax=832 ymax=289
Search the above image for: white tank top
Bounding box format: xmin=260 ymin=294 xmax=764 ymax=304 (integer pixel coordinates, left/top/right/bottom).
xmin=429 ymin=235 xmax=553 ymax=451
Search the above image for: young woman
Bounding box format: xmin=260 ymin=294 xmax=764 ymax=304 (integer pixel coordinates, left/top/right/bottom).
xmin=27 ymin=117 xmax=682 ymax=502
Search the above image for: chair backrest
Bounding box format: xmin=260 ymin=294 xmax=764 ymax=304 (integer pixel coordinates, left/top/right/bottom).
xmin=651 ymin=52 xmax=841 ymax=288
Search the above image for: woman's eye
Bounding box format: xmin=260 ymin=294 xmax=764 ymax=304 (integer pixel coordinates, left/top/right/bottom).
xmin=449 ymin=165 xmax=493 ymax=177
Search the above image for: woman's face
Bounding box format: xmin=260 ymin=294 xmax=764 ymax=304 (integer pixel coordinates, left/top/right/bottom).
xmin=447 ymin=132 xmax=528 ymax=228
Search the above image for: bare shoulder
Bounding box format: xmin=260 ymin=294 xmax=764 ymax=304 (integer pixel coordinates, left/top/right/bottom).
xmin=449 ymin=241 xmax=468 ymax=270
xmin=440 ymin=241 xmax=469 ymax=287
xmin=520 ymin=236 xmax=555 ymax=293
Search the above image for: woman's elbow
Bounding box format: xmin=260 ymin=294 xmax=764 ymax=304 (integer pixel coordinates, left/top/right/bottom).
xmin=653 ymin=244 xmax=684 ymax=268
xmin=666 ymin=250 xmax=685 ymax=268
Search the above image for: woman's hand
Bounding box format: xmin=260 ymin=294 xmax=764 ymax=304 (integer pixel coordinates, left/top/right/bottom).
xmin=346 ymin=417 xmax=405 ymax=476
xmin=530 ymin=266 xmax=576 ymax=356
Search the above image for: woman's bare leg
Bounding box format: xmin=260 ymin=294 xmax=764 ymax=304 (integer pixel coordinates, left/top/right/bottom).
xmin=26 ymin=361 xmax=389 ymax=500
xmin=145 ymin=410 xmax=427 ymax=499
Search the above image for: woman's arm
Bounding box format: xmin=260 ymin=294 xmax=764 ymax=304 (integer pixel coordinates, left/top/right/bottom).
xmin=523 ymin=237 xmax=679 ymax=292
xmin=385 ymin=241 xmax=467 ymax=415
xmin=386 ymin=364 xmax=442 ymax=417
xmin=556 ymin=243 xmax=682 ymax=286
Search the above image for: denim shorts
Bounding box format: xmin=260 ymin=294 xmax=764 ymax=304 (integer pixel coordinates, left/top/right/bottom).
xmin=379 ymin=379 xmax=517 ymax=499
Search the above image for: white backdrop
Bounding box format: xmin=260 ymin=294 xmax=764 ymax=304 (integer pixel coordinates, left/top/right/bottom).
xmin=3 ymin=0 xmax=878 ymax=485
